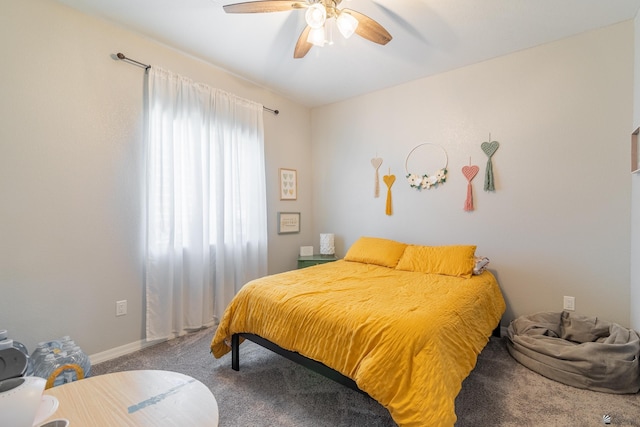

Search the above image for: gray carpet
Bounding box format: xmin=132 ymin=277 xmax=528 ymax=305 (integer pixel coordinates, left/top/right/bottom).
xmin=92 ymin=327 xmax=640 ymax=426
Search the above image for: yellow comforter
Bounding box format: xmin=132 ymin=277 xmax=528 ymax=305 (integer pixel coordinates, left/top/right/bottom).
xmin=211 ymin=260 xmax=505 ymax=426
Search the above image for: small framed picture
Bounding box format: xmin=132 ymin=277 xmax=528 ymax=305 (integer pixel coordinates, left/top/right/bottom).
xmin=279 ymin=168 xmax=297 ymax=200
xmin=277 ymin=212 xmax=300 ymax=234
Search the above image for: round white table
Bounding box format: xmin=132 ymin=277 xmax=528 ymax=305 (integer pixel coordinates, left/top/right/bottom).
xmin=42 ymin=370 xmax=218 ymax=426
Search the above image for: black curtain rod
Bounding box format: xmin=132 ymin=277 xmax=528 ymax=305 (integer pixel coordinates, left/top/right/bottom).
xmin=116 ymin=52 xmax=279 ymax=116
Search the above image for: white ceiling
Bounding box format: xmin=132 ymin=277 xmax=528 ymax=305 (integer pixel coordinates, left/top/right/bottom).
xmin=55 ymin=0 xmax=640 ymax=107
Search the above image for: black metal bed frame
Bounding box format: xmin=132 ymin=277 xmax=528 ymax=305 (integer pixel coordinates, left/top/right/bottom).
xmin=231 ymin=332 xmax=366 ymax=395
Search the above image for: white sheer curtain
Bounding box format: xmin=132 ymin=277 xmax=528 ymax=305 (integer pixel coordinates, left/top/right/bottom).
xmin=145 ymin=67 xmax=268 ymax=341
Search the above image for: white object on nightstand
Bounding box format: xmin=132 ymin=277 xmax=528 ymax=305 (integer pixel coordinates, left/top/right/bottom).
xmin=319 ymin=233 xmax=335 ymax=255
xmin=300 ymin=246 xmax=313 ymax=256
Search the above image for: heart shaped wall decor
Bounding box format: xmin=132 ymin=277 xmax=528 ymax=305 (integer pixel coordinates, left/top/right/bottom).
xmin=462 ymin=165 xmax=479 ymax=182
xmin=371 ymin=157 xmax=383 ymax=198
xmin=462 ymin=164 xmax=480 ymax=212
xmin=383 ymin=172 xmax=395 ymax=216
xmin=481 ymin=141 xmax=499 ymax=158
xmin=481 ymin=137 xmax=500 ymax=192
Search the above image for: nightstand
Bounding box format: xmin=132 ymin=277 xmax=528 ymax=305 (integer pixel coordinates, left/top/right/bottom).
xmin=297 ymin=254 xmax=338 ymax=269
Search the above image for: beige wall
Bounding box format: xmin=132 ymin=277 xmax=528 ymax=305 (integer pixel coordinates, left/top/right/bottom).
xmin=311 ymin=22 xmax=635 ymax=328
xmin=0 ymin=0 xmax=312 ymax=356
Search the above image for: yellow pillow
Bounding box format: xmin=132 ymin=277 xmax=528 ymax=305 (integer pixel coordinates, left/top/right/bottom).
xmin=344 ymin=237 xmax=408 ymax=268
xmin=395 ymin=245 xmax=477 ymax=278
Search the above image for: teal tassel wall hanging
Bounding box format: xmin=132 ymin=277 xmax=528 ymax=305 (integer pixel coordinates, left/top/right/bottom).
xmin=481 ymin=135 xmax=499 ymax=192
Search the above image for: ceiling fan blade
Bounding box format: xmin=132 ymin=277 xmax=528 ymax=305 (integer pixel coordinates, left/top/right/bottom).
xmin=294 ymin=26 xmax=313 ymax=58
xmin=223 ymin=1 xmax=307 ymax=13
xmin=343 ymin=9 xmax=392 ymax=45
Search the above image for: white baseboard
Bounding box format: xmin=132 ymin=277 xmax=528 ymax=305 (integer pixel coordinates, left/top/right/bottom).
xmin=88 ymin=323 xmax=217 ymax=366
xmin=88 ymin=337 xmax=168 ymax=365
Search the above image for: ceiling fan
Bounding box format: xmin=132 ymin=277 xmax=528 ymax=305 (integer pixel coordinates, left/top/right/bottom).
xmin=222 ymin=0 xmax=392 ymax=58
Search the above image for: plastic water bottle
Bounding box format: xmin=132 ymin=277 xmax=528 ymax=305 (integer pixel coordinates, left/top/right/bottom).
xmin=60 ymin=337 xmax=91 ymax=378
xmin=78 ymin=346 xmax=91 ymax=378
xmin=0 ymin=330 xmax=32 ymax=375
xmin=33 ymin=353 xmax=56 ymax=380
xmin=0 ymin=329 xmax=29 ymax=355
xmin=29 ymin=336 xmax=91 ymax=386
xmin=62 ymin=346 xmax=83 ymax=382
xmin=31 ymin=339 xmax=62 ymax=363
xmin=74 ymin=345 xmax=91 ymax=378
xmin=30 ymin=342 xmax=49 ymax=365
xmin=11 ymin=340 xmax=29 ymax=355
xmin=34 ymin=352 xmax=65 ymax=387
xmin=15 ymin=343 xmax=33 ymax=376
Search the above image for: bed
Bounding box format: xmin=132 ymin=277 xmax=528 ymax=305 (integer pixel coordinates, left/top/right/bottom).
xmin=211 ymin=237 xmax=506 ymax=426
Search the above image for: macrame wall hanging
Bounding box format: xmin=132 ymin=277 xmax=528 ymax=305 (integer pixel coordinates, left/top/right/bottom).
xmin=371 ymin=156 xmax=383 ymax=198
xmin=383 ymin=169 xmax=395 ymax=215
xmin=405 ymin=143 xmax=448 ymax=190
xmin=461 ymin=160 xmax=480 ymax=212
xmin=481 ymin=135 xmax=500 ymax=192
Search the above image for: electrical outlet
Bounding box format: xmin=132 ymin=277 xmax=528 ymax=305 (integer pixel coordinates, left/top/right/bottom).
xmin=563 ymin=296 xmax=575 ymax=311
xmin=116 ymin=300 xmax=127 ymax=316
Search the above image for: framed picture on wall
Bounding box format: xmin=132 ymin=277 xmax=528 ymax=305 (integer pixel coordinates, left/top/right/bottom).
xmin=277 ymin=212 xmax=300 ymax=234
xmin=280 ymin=168 xmax=297 ymax=200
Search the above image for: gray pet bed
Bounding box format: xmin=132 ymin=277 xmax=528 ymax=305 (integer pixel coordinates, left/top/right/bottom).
xmin=506 ymin=311 xmax=640 ymax=394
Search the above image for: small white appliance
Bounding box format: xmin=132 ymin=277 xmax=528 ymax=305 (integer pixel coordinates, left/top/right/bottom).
xmin=0 ymin=376 xmax=48 ymax=427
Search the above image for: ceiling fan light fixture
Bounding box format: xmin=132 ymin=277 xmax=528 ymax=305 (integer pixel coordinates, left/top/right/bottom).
xmin=222 ymin=0 xmax=392 ymax=59
xmin=325 ymin=18 xmax=335 ymax=45
xmin=336 ymin=11 xmax=358 ymax=39
xmin=307 ymin=26 xmax=326 ymax=47
xmin=305 ymin=3 xmax=326 ymax=29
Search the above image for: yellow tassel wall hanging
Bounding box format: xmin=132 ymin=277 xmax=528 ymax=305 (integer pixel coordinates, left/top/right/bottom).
xmin=383 ymin=169 xmax=395 ymax=215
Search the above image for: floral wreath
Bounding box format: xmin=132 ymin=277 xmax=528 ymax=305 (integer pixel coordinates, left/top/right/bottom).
xmin=405 ymin=143 xmax=448 ymax=190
